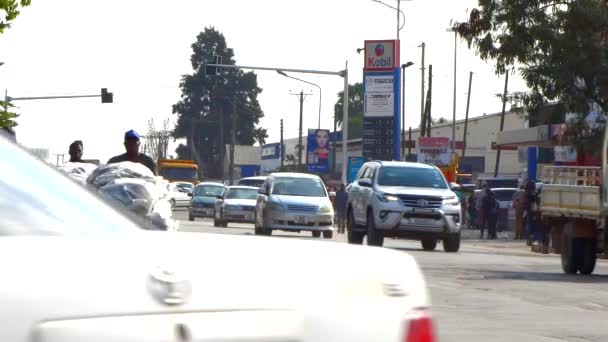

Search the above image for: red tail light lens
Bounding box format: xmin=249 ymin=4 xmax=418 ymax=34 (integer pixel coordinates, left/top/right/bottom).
xmin=405 ymin=310 xmax=436 ymax=342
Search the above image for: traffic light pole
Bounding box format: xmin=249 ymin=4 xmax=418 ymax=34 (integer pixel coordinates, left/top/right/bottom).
xmin=205 ymin=62 xmax=349 ymax=183
xmin=6 ymin=88 xmax=113 ymax=103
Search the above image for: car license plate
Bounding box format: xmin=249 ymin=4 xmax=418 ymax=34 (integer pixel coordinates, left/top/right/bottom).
xmin=295 ymin=216 xmax=307 ymax=224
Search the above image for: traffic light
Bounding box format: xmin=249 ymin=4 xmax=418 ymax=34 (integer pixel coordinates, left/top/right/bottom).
xmin=205 ymin=55 xmax=222 ymax=76
xmin=101 ymin=88 xmax=113 ymax=103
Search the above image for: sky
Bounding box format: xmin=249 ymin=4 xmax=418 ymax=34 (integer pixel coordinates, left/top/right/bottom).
xmin=0 ymin=0 xmax=529 ymax=162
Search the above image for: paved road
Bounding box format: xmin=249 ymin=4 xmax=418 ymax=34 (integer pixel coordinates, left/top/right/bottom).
xmin=173 ymin=208 xmax=608 ymax=342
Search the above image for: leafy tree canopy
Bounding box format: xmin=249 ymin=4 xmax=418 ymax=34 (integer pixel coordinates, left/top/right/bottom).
xmin=334 ymin=82 xmax=363 ymax=140
xmin=172 ymin=27 xmax=267 ymax=176
xmin=456 ymin=0 xmax=608 ymax=154
xmin=0 ymin=0 xmax=30 ymax=34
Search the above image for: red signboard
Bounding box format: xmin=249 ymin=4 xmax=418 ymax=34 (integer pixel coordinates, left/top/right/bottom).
xmin=363 ymin=40 xmax=400 ymax=71
xmin=491 ymin=142 xmax=518 ymax=151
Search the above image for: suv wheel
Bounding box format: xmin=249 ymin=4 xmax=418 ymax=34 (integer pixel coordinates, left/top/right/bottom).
xmin=366 ymin=210 xmax=384 ymax=247
xmin=347 ymin=208 xmax=364 ymax=244
xmin=421 ymin=239 xmax=437 ymax=251
xmin=312 ymin=231 xmax=321 ymax=238
xmin=323 ymin=230 xmax=333 ymax=239
xmin=188 ymin=213 xmax=194 ymax=221
xmin=443 ymin=232 xmax=461 ymax=252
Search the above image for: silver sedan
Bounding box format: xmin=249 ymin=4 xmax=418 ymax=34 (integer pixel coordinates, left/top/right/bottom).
xmin=214 ymin=186 xmax=258 ymax=227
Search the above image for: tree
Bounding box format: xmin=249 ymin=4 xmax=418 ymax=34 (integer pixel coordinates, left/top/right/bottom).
xmin=432 ymin=117 xmax=450 ymax=126
xmin=1 ymin=0 xmax=31 ymax=35
xmin=334 ymin=83 xmax=364 ymax=139
xmin=172 ymin=27 xmax=267 ymax=177
xmin=456 ymin=0 xmax=608 ymax=155
xmin=0 ymin=100 xmax=19 ymax=128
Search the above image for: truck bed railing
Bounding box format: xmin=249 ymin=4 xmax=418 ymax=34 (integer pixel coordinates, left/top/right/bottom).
xmin=541 ymin=166 xmax=601 ymax=186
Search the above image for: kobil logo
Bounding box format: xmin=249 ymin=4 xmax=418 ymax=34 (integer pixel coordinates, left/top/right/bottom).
xmin=368 ymin=43 xmax=392 ymax=68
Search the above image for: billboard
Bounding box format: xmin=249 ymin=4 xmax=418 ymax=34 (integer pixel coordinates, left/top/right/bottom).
xmin=347 ymin=157 xmax=366 ymax=183
xmin=306 ymin=129 xmax=330 ymax=174
xmin=417 ymin=137 xmax=451 ymax=166
xmin=364 ymin=40 xmax=399 ymax=71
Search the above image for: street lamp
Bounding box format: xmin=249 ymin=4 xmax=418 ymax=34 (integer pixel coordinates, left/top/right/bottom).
xmin=370 ymin=0 xmax=411 ymax=39
xmin=401 ymin=61 xmax=414 ymax=160
xmin=446 ymin=25 xmax=459 ymax=156
xmin=277 ymin=70 xmax=322 ymax=129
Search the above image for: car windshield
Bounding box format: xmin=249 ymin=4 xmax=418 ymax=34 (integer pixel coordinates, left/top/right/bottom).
xmin=226 ymin=188 xmax=258 ymax=200
xmin=272 ymin=177 xmax=327 ymax=197
xmin=160 ymin=167 xmax=198 ymax=181
xmin=176 ymin=183 xmax=193 ymax=192
xmin=377 ymin=166 xmax=448 ymax=189
xmin=194 ymin=185 xmax=224 ymax=197
xmin=238 ymin=178 xmax=266 ymax=187
xmin=0 ymin=138 xmax=140 ymax=236
xmin=493 ymin=189 xmax=517 ymax=202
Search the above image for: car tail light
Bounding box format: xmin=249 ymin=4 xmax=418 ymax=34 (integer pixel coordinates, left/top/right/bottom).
xmin=404 ymin=310 xmax=436 ymax=342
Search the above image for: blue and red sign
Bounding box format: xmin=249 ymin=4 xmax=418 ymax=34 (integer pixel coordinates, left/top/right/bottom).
xmin=364 ymin=40 xmax=399 ymax=72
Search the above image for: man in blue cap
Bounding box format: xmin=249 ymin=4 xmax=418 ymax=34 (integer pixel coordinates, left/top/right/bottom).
xmin=107 ymin=129 xmax=156 ymax=175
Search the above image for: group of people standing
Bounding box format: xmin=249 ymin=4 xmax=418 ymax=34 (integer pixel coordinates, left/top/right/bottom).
xmin=467 ymin=184 xmax=500 ymax=239
xmin=65 ymin=129 xmax=157 ymax=175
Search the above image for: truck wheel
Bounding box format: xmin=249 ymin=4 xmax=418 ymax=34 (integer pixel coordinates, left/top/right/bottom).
xmin=312 ymin=231 xmax=321 ymax=238
xmin=421 ymin=239 xmax=437 ymax=251
xmin=323 ymin=230 xmax=333 ymax=239
xmin=347 ymin=209 xmax=364 ymax=244
xmin=579 ymin=238 xmax=597 ymax=275
xmin=561 ymin=231 xmax=580 ymax=274
xmin=367 ymin=210 xmax=384 ymax=247
xmin=222 ymin=221 xmax=229 ymax=228
xmin=213 ymin=218 xmax=221 ymax=227
xmin=443 ymin=233 xmax=461 ymax=252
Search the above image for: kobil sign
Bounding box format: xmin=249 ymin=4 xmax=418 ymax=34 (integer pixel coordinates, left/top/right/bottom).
xmin=364 ymin=40 xmax=399 ymax=71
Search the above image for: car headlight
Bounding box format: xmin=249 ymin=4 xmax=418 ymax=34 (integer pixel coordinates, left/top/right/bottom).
xmin=377 ymin=194 xmax=400 ymax=202
xmin=319 ymin=204 xmax=332 ymax=213
xmin=267 ymin=202 xmax=283 ymax=211
xmin=442 ymin=196 xmax=460 ymax=205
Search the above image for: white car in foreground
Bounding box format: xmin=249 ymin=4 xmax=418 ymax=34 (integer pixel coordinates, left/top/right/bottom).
xmin=0 ymin=136 xmax=436 ymax=342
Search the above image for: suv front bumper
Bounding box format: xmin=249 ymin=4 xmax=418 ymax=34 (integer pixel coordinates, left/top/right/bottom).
xmin=373 ymin=205 xmax=461 ymax=235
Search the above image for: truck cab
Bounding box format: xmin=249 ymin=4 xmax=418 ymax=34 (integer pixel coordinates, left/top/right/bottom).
xmin=158 ymin=159 xmax=199 ymax=184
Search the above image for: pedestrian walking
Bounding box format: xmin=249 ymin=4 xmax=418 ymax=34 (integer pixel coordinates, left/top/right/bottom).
xmin=512 ymin=185 xmax=527 ymax=240
xmin=481 ymin=188 xmax=499 ymax=239
xmin=107 ymin=129 xmax=157 ymax=175
xmin=334 ymin=183 xmax=348 ymax=234
xmin=476 ymin=182 xmax=489 ymax=232
xmin=467 ymin=195 xmax=477 ymax=229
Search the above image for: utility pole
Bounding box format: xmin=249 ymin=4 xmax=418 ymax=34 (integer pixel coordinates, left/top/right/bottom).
xmin=494 ymin=72 xmax=509 ymax=177
xmin=407 ymin=126 xmax=412 ymax=159
xmin=280 ymin=118 xmax=285 ymax=169
xmin=462 ymin=72 xmax=473 ymax=157
xmin=425 ymin=64 xmax=433 ymax=137
xmin=219 ymin=106 xmax=224 ymax=182
xmin=290 ymin=90 xmax=311 ymax=166
xmin=419 ymin=43 xmax=426 ymax=128
xmin=450 ymin=30 xmax=457 ymax=156
xmin=332 ymin=113 xmax=337 ymax=176
xmin=396 ymin=0 xmax=401 ymax=40
xmin=229 ymin=95 xmax=237 ymax=185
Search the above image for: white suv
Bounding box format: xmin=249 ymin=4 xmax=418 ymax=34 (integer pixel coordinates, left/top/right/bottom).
xmin=347 ymin=161 xmax=462 ymax=252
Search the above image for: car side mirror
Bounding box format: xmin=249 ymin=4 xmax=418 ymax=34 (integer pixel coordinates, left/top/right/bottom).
xmin=187 ymin=193 xmax=193 ymax=197
xmin=450 ymin=182 xmax=462 ymax=191
xmin=258 ymin=188 xmax=268 ymax=195
xmin=329 ymin=191 xmax=336 ymax=198
xmin=216 ymin=195 xmax=224 ymax=200
xmin=358 ymin=178 xmax=372 ymax=187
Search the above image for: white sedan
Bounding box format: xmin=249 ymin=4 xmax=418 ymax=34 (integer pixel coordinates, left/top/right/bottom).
xmin=168 ymin=182 xmax=194 ymax=208
xmin=0 ymin=135 xmax=436 ymax=342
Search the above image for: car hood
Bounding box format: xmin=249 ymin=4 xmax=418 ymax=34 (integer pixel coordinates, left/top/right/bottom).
xmin=224 ymin=198 xmax=256 ymax=207
xmin=1 ymin=232 xmax=428 ymax=340
xmin=375 ymin=185 xmax=455 ymax=198
xmin=192 ymin=195 xmax=216 ymax=204
xmin=271 ymin=194 xmax=331 ymax=207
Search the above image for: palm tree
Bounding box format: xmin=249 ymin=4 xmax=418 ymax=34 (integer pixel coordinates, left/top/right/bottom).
xmin=333 ymin=83 xmax=364 ymax=139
